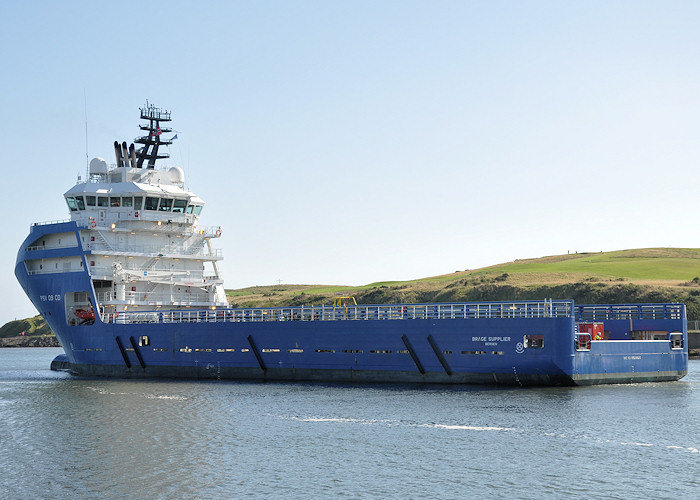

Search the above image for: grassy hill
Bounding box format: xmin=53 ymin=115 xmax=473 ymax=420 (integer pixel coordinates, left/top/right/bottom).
xmin=227 ymin=248 xmax=700 ymax=320
xmin=0 ymin=315 xmax=53 ymax=339
xmin=6 ymin=248 xmax=700 ymax=338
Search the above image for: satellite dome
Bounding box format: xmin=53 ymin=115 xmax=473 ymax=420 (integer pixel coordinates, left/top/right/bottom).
xmin=169 ymin=166 xmax=185 ymax=184
xmin=89 ymin=157 xmax=108 ymax=175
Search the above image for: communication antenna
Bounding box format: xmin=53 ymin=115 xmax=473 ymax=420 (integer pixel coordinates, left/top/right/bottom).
xmin=84 ymin=90 xmax=89 ymax=180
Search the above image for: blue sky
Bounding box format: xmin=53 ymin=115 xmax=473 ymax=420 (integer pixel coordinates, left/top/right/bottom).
xmin=2 ymin=1 xmax=700 ymax=325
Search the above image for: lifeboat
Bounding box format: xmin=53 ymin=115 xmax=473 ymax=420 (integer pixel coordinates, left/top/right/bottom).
xmin=74 ymin=308 xmax=95 ymax=320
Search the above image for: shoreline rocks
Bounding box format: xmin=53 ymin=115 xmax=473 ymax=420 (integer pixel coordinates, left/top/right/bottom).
xmin=0 ymin=336 xmax=61 ymax=348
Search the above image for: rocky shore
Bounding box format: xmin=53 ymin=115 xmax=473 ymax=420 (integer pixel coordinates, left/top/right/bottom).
xmin=0 ymin=336 xmax=61 ymax=348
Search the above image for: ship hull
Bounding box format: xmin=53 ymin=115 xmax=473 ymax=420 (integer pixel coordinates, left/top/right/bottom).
xmin=41 ymin=304 xmax=687 ymax=387
xmin=17 ymin=222 xmax=688 ymax=387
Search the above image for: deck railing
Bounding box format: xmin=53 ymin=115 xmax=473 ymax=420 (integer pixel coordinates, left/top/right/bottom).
xmin=101 ymin=299 xmax=574 ymax=325
xmin=575 ymin=303 xmax=684 ymax=321
xmin=84 ymin=239 xmax=222 ymax=258
xmin=96 ymin=290 xmax=214 ymax=305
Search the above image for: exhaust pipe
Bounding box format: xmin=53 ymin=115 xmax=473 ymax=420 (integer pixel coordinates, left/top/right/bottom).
xmin=121 ymin=142 xmax=129 ymax=168
xmin=113 ymin=141 xmax=124 ymax=168
xmin=129 ymin=143 xmax=138 ymax=168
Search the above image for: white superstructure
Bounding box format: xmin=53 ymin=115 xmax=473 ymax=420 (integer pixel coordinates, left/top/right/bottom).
xmin=57 ymin=104 xmax=226 ymax=319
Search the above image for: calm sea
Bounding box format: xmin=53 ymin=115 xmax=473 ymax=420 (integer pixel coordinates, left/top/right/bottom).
xmin=1 ymin=348 xmax=698 ymax=499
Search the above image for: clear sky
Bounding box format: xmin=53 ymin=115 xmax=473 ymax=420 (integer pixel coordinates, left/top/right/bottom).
xmin=2 ymin=0 xmax=700 ymax=326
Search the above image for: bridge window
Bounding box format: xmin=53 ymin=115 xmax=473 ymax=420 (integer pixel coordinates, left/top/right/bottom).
xmin=186 ymin=205 xmax=194 ymax=214
xmin=145 ymin=197 xmax=159 ymax=210
xmin=75 ymin=196 xmax=85 ymax=210
xmin=193 ymin=206 xmax=203 ymax=216
xmin=86 ymin=196 xmax=96 ymax=206
xmin=122 ymin=196 xmax=133 ymax=207
xmin=159 ymin=198 xmax=173 ymax=211
xmin=97 ymin=196 xmax=108 ymax=207
xmin=110 ymin=197 xmax=120 ymax=207
xmin=172 ymin=199 xmax=187 ymax=213
xmin=134 ymin=196 xmax=143 ymax=210
xmin=66 ymin=197 xmax=78 ymax=211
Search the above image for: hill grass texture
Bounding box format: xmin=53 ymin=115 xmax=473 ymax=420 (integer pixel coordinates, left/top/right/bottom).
xmin=227 ymin=248 xmax=700 ymax=320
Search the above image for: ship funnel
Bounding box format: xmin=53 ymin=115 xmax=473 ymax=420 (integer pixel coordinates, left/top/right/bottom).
xmin=121 ymin=142 xmax=129 ymax=168
xmin=114 ymin=141 xmax=124 ymax=168
xmin=129 ymin=143 xmax=138 ymax=168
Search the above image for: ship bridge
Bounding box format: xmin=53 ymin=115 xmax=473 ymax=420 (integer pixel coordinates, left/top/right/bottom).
xmin=64 ymin=161 xmax=206 ymax=231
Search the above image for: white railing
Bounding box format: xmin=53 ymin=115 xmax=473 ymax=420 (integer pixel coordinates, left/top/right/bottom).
xmin=84 ymin=240 xmax=222 ymax=258
xmin=576 ymin=303 xmax=684 ymax=321
xmin=26 ymin=241 xmax=80 ymax=251
xmin=72 ymin=211 xmax=220 ymax=236
xmin=96 ymin=290 xmax=213 ymax=305
xmin=31 ymin=219 xmax=71 ymax=227
xmin=91 ymin=264 xmax=207 ymax=280
xmin=27 ymin=267 xmax=83 ymax=276
xmin=103 ymin=299 xmax=574 ymax=325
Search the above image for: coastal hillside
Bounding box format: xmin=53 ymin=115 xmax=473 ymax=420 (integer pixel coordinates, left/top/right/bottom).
xmin=0 ymin=315 xmax=52 ymax=338
xmin=227 ymin=248 xmax=700 ymax=320
xmin=0 ymin=314 xmax=58 ymax=347
xmin=5 ymin=248 xmax=700 ymax=341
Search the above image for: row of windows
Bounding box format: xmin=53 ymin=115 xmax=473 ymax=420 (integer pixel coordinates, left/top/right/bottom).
xmin=66 ymin=195 xmax=203 ymax=215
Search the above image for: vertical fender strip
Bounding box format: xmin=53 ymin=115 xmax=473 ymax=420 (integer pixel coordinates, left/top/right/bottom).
xmin=401 ymin=334 xmax=425 ymax=375
xmin=247 ymin=335 xmax=266 ymax=372
xmin=115 ymin=336 xmax=131 ymax=368
xmin=427 ymin=334 xmax=452 ymax=376
xmin=129 ymin=336 xmax=146 ymax=369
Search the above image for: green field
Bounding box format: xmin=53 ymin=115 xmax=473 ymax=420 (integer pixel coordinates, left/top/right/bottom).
xmin=226 ymin=248 xmax=700 ymax=318
xmin=479 ymin=248 xmax=700 ymax=281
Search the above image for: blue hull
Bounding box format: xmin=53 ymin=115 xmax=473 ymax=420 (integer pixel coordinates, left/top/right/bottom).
xmin=44 ymin=316 xmax=686 ymax=386
xmin=17 ymin=222 xmax=689 ymax=386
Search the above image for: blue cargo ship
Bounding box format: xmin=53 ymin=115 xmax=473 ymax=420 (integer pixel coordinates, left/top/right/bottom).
xmin=15 ymin=104 xmax=688 ymax=385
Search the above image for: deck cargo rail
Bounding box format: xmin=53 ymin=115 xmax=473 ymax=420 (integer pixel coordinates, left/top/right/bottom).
xmin=101 ymin=299 xmax=580 ymax=324
xmin=101 ymin=300 xmax=685 ymax=326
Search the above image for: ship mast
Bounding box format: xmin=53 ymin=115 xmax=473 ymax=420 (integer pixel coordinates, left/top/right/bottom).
xmin=135 ymin=101 xmax=173 ymax=169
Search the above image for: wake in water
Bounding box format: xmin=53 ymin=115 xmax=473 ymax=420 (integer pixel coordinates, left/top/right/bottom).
xmin=280 ymin=414 xmax=518 ymax=431
xmin=84 ymin=386 xmax=188 ymax=401
xmin=275 ymin=413 xmax=699 ymax=454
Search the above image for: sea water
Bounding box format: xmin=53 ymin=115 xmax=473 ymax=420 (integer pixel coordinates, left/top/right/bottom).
xmin=1 ymin=348 xmax=698 ymax=499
